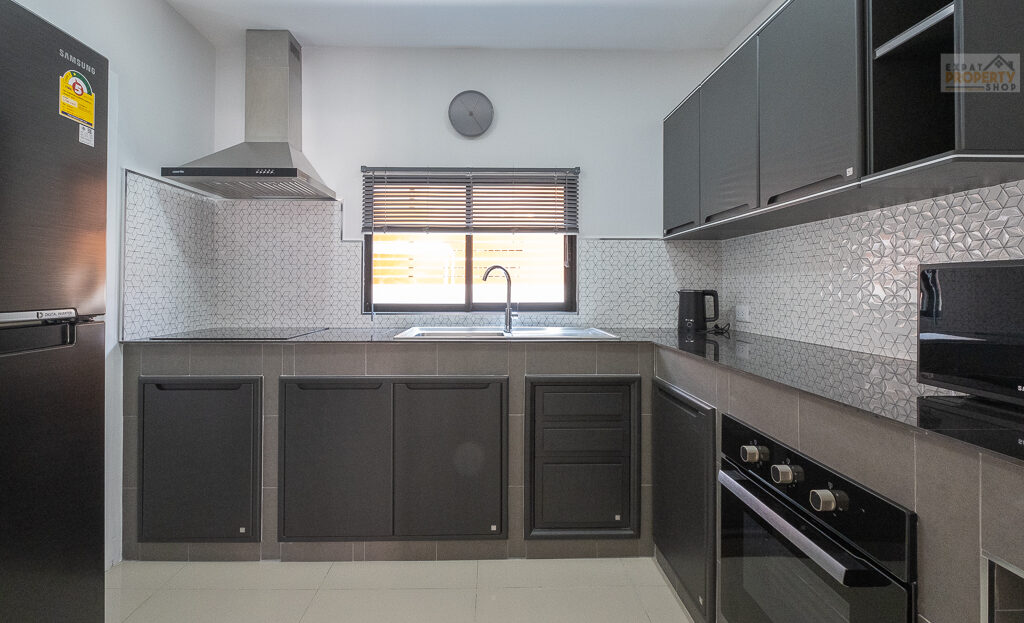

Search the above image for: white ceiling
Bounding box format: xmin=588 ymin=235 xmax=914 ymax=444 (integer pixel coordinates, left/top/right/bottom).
xmin=166 ymin=0 xmax=776 ymax=50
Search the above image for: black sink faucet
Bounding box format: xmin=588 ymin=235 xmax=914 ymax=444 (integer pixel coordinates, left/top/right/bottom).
xmin=483 ymin=265 xmax=514 ymax=333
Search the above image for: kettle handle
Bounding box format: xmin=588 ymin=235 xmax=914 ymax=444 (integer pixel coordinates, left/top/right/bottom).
xmin=703 ymin=290 xmax=720 ymax=323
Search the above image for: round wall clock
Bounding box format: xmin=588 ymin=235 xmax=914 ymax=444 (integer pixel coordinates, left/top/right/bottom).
xmin=448 ymin=90 xmax=494 ymax=137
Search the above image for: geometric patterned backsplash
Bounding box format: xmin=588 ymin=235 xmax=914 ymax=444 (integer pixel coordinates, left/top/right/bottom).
xmin=121 ymin=171 xmax=720 ymax=340
xmin=122 ymin=172 xmax=218 ymax=340
xmin=210 ymin=206 xmax=721 ymax=331
xmin=123 ymin=171 xmax=1024 ymax=360
xmin=720 ymin=179 xmax=1024 ymax=359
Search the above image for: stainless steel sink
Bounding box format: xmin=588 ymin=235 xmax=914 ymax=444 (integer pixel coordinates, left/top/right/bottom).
xmin=394 ymin=326 xmax=619 ymax=341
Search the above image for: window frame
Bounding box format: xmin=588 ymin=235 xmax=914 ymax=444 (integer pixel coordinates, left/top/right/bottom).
xmin=362 ymin=233 xmax=578 ymax=314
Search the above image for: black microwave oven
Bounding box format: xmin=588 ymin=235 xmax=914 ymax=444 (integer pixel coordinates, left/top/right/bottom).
xmin=918 ymin=260 xmax=1024 ymax=407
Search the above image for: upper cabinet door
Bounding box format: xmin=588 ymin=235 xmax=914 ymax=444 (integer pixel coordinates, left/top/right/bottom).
xmin=700 ymin=39 xmax=759 ymax=224
xmin=663 ymin=95 xmax=701 ymax=236
xmin=759 ymin=0 xmax=862 ymax=207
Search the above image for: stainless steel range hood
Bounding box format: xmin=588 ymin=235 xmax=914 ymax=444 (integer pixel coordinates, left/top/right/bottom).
xmin=162 ymin=30 xmax=335 ymax=200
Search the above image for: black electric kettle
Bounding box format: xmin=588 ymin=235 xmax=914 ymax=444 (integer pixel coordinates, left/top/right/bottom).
xmin=678 ymin=289 xmax=719 ymax=340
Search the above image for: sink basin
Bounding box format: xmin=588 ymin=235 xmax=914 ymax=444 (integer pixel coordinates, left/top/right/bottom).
xmin=394 ymin=326 xmax=619 ymax=341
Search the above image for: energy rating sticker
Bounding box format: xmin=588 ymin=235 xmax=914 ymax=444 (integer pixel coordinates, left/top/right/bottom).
xmin=59 ymin=69 xmax=95 ymax=128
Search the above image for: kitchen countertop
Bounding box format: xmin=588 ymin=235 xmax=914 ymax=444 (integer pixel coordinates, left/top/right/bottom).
xmin=625 ymin=329 xmax=947 ymax=426
xmin=150 ymin=327 xmax=331 ymax=341
xmin=130 ymin=325 xmax=947 ymax=428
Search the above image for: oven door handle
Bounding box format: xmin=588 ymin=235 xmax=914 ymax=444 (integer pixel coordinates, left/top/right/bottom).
xmin=719 ymin=470 xmax=891 ymax=588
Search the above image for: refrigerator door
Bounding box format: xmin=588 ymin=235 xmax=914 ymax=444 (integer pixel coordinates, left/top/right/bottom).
xmin=0 ymin=321 xmax=104 ymax=621
xmin=0 ymin=0 xmax=108 ymax=317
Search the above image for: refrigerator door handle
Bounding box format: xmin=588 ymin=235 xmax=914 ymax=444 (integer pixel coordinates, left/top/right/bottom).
xmin=0 ymin=308 xmax=77 ymax=326
xmin=0 ymin=322 xmax=77 ymax=357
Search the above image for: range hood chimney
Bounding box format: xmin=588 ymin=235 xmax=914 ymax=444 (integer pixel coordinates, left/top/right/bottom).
xmin=162 ymin=30 xmax=335 ymax=200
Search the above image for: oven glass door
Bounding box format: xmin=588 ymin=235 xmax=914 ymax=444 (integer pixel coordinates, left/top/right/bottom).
xmin=719 ymin=469 xmax=910 ymax=623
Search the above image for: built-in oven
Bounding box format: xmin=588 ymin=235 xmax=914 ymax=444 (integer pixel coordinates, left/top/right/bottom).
xmin=719 ymin=415 xmax=917 ymax=623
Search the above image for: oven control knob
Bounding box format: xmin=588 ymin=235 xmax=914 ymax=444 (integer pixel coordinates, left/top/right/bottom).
xmin=770 ymin=464 xmax=804 ymax=484
xmin=810 ymin=489 xmax=849 ymax=512
xmin=740 ymin=445 xmax=770 ymax=463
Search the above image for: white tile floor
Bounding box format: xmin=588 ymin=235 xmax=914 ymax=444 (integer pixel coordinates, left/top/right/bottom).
xmin=105 ymin=558 xmax=695 ymax=623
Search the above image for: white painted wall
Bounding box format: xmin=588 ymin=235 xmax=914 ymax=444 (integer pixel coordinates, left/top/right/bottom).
xmin=15 ymin=0 xmax=216 ymax=568
xmin=214 ymin=45 xmax=721 ymax=239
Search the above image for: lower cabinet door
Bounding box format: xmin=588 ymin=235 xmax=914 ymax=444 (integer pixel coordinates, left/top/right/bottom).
xmin=534 ymin=458 xmax=629 ymax=529
xmin=393 ymin=380 xmax=505 ymax=537
xmin=139 ymin=377 xmax=261 ymax=542
xmin=652 ymin=380 xmax=716 ymax=622
xmin=280 ymin=379 xmax=393 ymax=539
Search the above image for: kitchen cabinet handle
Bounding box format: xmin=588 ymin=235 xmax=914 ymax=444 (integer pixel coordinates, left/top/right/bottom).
xmin=664 ymin=221 xmax=696 ymax=236
xmin=719 ymin=470 xmax=889 ymax=588
xmin=401 ymin=382 xmax=492 ymax=390
xmin=294 ymin=382 xmax=384 ymax=391
xmin=704 ymin=204 xmax=749 ymax=223
xmin=766 ymin=174 xmax=845 ymax=206
xmin=154 ymin=383 xmax=243 ymax=391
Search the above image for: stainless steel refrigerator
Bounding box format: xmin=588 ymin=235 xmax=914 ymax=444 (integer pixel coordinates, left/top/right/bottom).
xmin=1 ymin=1 xmax=107 ymax=620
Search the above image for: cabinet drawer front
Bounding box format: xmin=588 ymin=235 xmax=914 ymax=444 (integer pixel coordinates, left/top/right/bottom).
xmin=535 ymin=385 xmax=631 ymax=422
xmin=535 ymin=459 xmax=629 ymax=529
xmin=538 ymin=425 xmax=629 ymax=455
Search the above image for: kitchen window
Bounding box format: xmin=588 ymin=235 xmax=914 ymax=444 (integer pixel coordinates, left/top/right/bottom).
xmin=362 ymin=167 xmax=579 ymax=313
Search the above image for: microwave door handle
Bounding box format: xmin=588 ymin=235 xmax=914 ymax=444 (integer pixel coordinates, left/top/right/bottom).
xmin=719 ymin=471 xmax=889 ymax=588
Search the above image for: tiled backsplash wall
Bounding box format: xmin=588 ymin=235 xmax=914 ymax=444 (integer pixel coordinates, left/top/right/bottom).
xmin=122 ymin=173 xmax=217 ymax=339
xmin=721 ymin=180 xmax=1024 ymax=359
xmin=123 ymin=172 xmax=1024 ymax=360
xmin=122 ymin=172 xmax=720 ymax=339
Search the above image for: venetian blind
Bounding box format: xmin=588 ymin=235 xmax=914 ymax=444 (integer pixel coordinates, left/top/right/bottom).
xmin=361 ymin=167 xmax=580 ymax=234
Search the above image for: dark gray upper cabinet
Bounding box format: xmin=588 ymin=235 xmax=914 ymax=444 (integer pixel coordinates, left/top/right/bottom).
xmin=699 ymin=39 xmax=759 ymax=224
xmin=652 ymin=381 xmax=716 ymax=623
xmin=665 ymin=0 xmax=1024 ymax=240
xmin=952 ymin=0 xmax=1024 ymax=153
xmin=393 ymin=380 xmax=506 ymax=537
xmin=280 ymin=379 xmax=393 ymax=539
xmin=663 ymin=95 xmax=701 ymax=236
xmin=139 ymin=377 xmax=261 ymax=542
xmin=758 ymin=0 xmax=863 ymax=207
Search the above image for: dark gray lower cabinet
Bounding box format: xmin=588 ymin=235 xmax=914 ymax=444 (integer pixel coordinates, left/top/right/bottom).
xmin=526 ymin=376 xmax=640 ymax=538
xmin=394 ymin=381 xmax=506 ymax=537
xmin=652 ymin=379 xmax=716 ymax=623
xmin=280 ymin=379 xmax=393 ymax=539
xmin=139 ymin=377 xmax=261 ymax=542
xmin=280 ymin=376 xmax=507 ymax=540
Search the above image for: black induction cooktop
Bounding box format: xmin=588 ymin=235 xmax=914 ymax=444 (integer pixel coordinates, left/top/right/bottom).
xmin=150 ymin=327 xmax=328 ymax=341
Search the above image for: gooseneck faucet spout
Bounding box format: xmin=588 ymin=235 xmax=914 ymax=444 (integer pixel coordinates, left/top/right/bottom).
xmin=483 ymin=265 xmax=514 ymax=334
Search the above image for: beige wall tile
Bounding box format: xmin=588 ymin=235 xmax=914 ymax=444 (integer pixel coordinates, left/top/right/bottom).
xmin=654 ymin=347 xmax=715 ymax=406
xmin=798 ymin=394 xmax=916 ymax=508
xmin=916 ymin=432 xmax=981 ymax=623
xmin=982 ymin=454 xmax=1024 ymax=573
xmin=727 ymin=372 xmax=799 ymax=444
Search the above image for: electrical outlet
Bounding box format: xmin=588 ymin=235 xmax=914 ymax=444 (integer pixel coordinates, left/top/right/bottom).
xmin=736 ymin=342 xmax=751 ymax=360
xmin=735 ymin=304 xmax=751 ymax=323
